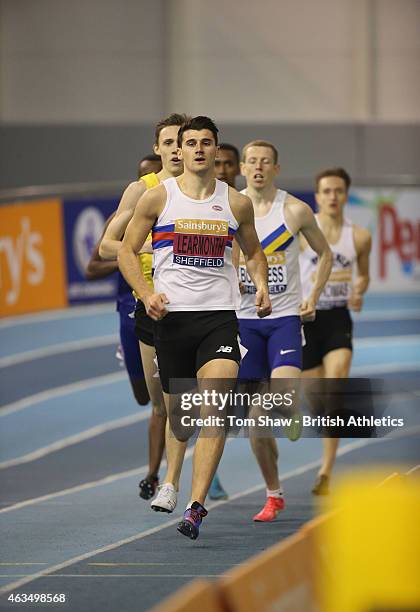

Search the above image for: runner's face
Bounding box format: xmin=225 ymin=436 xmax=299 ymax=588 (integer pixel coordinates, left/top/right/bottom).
xmin=215 ymin=149 xmax=239 ymax=187
xmin=154 ymin=125 xmax=183 ymax=175
xmin=179 ymin=129 xmax=218 ymax=174
xmin=316 ymin=176 xmax=348 ymax=217
xmin=138 ymin=159 xmax=162 ymax=177
xmin=241 ymin=146 xmax=279 ymax=190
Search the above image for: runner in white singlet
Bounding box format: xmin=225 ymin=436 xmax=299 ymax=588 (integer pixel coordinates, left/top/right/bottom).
xmin=118 ymin=116 xmax=271 ymax=540
xmin=300 ymin=167 xmax=371 ymax=495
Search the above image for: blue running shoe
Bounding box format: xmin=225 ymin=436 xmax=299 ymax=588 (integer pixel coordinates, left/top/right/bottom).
xmin=208 ymin=473 xmax=228 ymax=500
xmin=177 ymin=501 xmax=208 ymax=540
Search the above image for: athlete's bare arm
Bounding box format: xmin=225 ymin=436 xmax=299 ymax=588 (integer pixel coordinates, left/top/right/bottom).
xmin=85 ymin=214 xmax=119 ymax=279
xmin=348 ymin=225 xmax=371 ymax=312
xmin=286 ymin=195 xmax=332 ymax=320
xmin=118 ymin=185 xmax=169 ymax=321
xmin=230 ymin=189 xmax=271 ymax=318
xmin=99 ymin=180 xmax=147 ymax=260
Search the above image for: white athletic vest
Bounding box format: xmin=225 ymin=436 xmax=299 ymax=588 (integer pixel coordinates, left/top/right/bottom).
xmin=152 ymin=177 xmax=240 ymax=311
xmin=238 ymin=189 xmax=301 ymax=319
xmin=300 ymin=216 xmax=356 ymax=310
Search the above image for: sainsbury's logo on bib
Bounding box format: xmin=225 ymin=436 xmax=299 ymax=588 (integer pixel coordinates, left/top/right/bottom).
xmin=175 ymin=219 xmax=228 ymax=235
xmin=173 ymin=218 xmax=233 ymax=268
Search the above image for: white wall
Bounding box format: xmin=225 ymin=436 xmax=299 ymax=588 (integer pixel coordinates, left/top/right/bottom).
xmin=167 ymin=0 xmax=359 ymax=121
xmin=375 ymin=0 xmax=420 ymax=121
xmin=0 ymin=0 xmax=166 ymax=122
xmin=0 ymin=0 xmax=418 ymax=124
xmin=167 ymin=0 xmax=420 ymax=122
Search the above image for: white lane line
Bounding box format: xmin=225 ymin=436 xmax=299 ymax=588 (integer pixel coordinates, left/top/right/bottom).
xmin=0 ymin=463 xmax=150 ymax=513
xmin=351 ymin=362 xmax=420 ymax=375
xmin=0 ymin=574 xmax=225 ymax=578
xmin=1 ymin=332 xmax=417 ymax=370
xmin=1 ymin=431 xmax=415 ymax=597
xmin=354 ymin=334 xmax=420 ymax=347
xmin=0 ymin=371 xmax=127 ymax=418
xmin=5 ymin=329 xmax=418 ymax=370
xmin=1 ymin=301 xmax=416 ymax=330
xmin=0 ymin=303 xmax=114 ymax=329
xmin=0 ymin=443 xmax=195 ymax=515
xmin=1 ymin=362 xmax=417 ymax=468
xmin=2 ymin=336 xmax=418 ymax=417
xmin=0 ymin=410 xmax=151 ymax=470
xmin=0 ymin=335 xmax=119 ymax=368
xmin=354 ymin=309 xmax=420 ymax=321
xmin=87 ymin=563 xmax=237 ymax=566
xmin=0 ymin=564 xmax=47 ymax=566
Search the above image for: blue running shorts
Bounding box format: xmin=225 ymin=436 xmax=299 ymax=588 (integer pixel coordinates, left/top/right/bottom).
xmin=238 ymin=315 xmax=302 ymax=380
xmin=117 ymin=297 xmax=145 ymax=380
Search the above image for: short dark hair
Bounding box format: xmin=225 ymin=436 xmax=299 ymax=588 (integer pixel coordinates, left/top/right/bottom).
xmin=154 ymin=113 xmax=190 ymax=145
xmin=218 ymin=143 xmax=240 ymax=165
xmin=137 ymin=153 xmax=162 ymax=178
xmin=315 ymin=167 xmax=351 ymax=192
xmin=177 ymin=116 xmax=219 ymax=147
xmin=140 ymin=153 xmax=161 ymax=164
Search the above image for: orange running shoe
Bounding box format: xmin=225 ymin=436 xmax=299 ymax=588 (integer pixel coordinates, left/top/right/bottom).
xmin=253 ymin=496 xmax=285 ymax=522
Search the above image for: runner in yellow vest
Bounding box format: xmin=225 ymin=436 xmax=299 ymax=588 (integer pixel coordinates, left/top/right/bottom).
xmin=99 ymin=114 xmax=186 ymax=500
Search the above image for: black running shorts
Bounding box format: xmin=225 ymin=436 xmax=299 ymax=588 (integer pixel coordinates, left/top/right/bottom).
xmin=154 ymin=311 xmax=240 ymax=393
xmin=302 ymin=307 xmax=353 ymax=371
xmin=134 ymin=301 xmax=155 ymax=347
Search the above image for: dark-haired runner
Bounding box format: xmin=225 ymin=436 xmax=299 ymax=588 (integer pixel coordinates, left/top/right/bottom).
xmin=119 ymin=116 xmax=271 ymax=539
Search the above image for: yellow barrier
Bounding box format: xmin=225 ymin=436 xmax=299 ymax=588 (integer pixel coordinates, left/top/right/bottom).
xmin=151 ymin=579 xmax=223 ymax=612
xmin=299 ymin=512 xmax=336 ymax=607
xmin=219 ymin=530 xmax=315 ymax=612
xmin=153 ymin=470 xmax=419 ymax=611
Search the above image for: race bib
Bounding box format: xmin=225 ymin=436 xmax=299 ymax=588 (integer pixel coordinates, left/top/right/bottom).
xmin=239 ymin=252 xmax=288 ymax=295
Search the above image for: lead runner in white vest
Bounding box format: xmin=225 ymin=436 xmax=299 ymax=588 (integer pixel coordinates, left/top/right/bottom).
xmin=236 ymin=140 xmax=332 ymax=523
xmin=300 ymin=167 xmax=371 ymax=496
xmin=119 ymin=117 xmax=271 ymax=541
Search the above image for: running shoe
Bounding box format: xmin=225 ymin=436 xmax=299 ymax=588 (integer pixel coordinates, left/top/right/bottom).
xmin=253 ymin=496 xmax=285 ymax=522
xmin=138 ymin=475 xmax=159 ymax=500
xmin=208 ymin=473 xmax=228 ymax=500
xmin=312 ymin=474 xmax=330 ymax=496
xmin=177 ymin=501 xmax=208 ymax=540
xmin=150 ymin=483 xmax=177 ymax=513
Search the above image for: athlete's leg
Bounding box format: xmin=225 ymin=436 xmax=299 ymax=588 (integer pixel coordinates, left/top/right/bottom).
xmin=189 ymin=358 xmax=239 ymax=506
xmin=323 ymin=347 xmax=352 ymax=378
xmin=302 ymin=364 xmax=330 ymax=493
xmin=161 ymin=393 xmax=188 ymax=490
xmin=317 ymin=348 xmax=352 ymax=480
xmin=139 ymin=341 xmax=166 ymax=479
xmin=128 ymin=377 xmax=150 ymax=406
xmin=239 ymin=319 xmax=272 ymax=478
xmin=118 ymin=302 xmax=149 ymax=405
xmin=301 ymin=365 xmax=325 ymax=379
xmin=250 ymin=365 xmax=301 ymax=491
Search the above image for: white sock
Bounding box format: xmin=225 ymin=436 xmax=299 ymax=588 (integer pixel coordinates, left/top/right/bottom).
xmin=186 ymin=501 xmax=192 ymax=510
xmin=163 ymin=482 xmax=175 ymax=490
xmin=267 ymin=488 xmax=283 ymax=498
